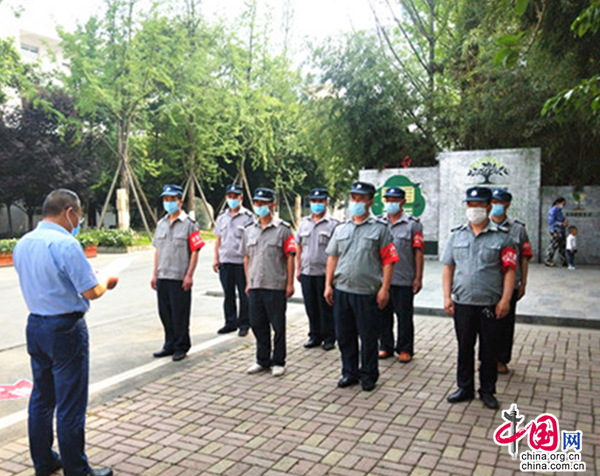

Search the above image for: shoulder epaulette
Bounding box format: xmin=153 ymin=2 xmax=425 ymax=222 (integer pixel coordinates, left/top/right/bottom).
xmin=409 ymin=216 xmax=420 ymax=222
xmin=451 ymin=224 xmax=466 ymax=232
xmin=186 ymin=216 xmax=197 ymax=224
xmin=280 ymin=220 xmax=292 ymax=228
xmin=218 ymin=209 xmax=227 ymax=216
xmin=243 ymin=221 xmax=254 ymax=228
xmin=513 ymin=219 xmax=526 ymax=227
xmin=496 ymin=225 xmax=509 ymax=233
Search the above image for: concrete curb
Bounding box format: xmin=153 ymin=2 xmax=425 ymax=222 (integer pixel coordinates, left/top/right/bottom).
xmin=205 ymin=290 xmax=600 ymax=330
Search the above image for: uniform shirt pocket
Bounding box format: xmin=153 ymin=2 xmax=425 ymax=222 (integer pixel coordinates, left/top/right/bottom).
xmin=453 ymin=239 xmax=470 ymax=261
xmin=482 ymin=242 xmax=502 ymax=263
xmin=318 ymin=231 xmax=332 ymax=247
xmin=359 ymin=233 xmax=379 ymax=251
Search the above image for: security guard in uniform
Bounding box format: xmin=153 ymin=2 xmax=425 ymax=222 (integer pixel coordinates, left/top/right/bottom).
xmin=151 ymin=184 xmax=205 ymax=362
xmin=442 ymin=186 xmax=517 ymax=410
xmin=296 ymin=188 xmax=339 ymax=351
xmin=489 ymin=188 xmax=533 ymax=374
xmin=241 ymin=188 xmax=297 ymax=377
xmin=213 ymin=184 xmax=255 ymax=336
xmin=325 ymin=181 xmax=399 ymax=392
xmin=378 ymin=187 xmax=425 ymax=363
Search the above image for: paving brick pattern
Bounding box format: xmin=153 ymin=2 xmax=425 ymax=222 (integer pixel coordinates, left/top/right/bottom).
xmin=1 ymin=316 xmax=598 ymax=476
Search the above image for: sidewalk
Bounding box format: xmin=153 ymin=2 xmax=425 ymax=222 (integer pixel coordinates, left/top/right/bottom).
xmin=1 ymin=315 xmax=598 ymax=476
xmin=207 ymin=260 xmax=600 ymax=329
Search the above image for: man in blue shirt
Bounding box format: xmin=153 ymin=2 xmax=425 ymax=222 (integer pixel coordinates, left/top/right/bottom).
xmin=13 ymin=189 xmax=118 ymax=476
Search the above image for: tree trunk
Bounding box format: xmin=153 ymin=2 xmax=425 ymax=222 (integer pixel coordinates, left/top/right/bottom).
xmin=4 ymin=203 xmax=13 ymax=237
xmin=187 ymin=125 xmax=196 ymax=215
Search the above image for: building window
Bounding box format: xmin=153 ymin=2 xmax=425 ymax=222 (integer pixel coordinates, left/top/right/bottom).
xmin=21 ymin=44 xmax=39 ymax=60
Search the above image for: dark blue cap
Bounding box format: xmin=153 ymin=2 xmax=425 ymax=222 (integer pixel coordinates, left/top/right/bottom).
xmin=225 ymin=184 xmax=243 ymax=195
xmin=383 ymin=187 xmax=406 ymax=199
xmin=309 ymin=188 xmax=329 ymax=200
xmin=252 ymin=188 xmax=276 ymax=202
xmin=350 ymin=181 xmax=376 ymax=196
xmin=492 ymin=188 xmax=512 ymax=202
xmin=161 ymin=184 xmax=183 ymax=197
xmin=465 ymin=186 xmax=492 ymax=202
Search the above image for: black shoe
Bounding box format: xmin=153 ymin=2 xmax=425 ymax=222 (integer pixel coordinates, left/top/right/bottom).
xmin=303 ymin=339 xmax=321 ymax=349
xmin=361 ymin=381 xmax=376 ymax=392
xmin=86 ymin=468 xmax=113 ymax=476
xmin=322 ymin=342 xmax=335 ymax=351
xmin=218 ymin=325 xmax=237 ymax=334
xmin=172 ymin=351 xmax=186 ymax=362
xmin=337 ymin=376 xmax=359 ymax=388
xmin=446 ymin=388 xmax=475 ymax=403
xmin=35 ymin=458 xmax=62 ymax=476
xmin=238 ymin=328 xmax=249 ymax=337
xmin=153 ymin=349 xmax=174 ymax=358
xmin=480 ymin=392 xmax=499 ymax=410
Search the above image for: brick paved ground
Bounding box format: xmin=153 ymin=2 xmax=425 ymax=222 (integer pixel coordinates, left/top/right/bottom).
xmin=1 ymin=315 xmax=598 ymax=476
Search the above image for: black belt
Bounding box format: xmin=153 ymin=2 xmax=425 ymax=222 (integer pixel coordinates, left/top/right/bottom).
xmin=31 ymin=312 xmax=84 ymax=319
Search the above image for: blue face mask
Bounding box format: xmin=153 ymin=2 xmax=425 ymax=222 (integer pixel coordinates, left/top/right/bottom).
xmin=384 ymin=202 xmax=401 ymax=215
xmin=253 ymin=205 xmax=270 ymax=218
xmin=163 ymin=201 xmax=179 ymax=215
xmin=491 ymin=203 xmax=505 ymax=217
xmin=67 ymin=209 xmax=82 ymax=237
xmin=349 ymin=201 xmax=367 ymax=217
xmin=310 ymin=203 xmax=326 ymax=215
xmin=227 ymin=199 xmax=240 ymax=210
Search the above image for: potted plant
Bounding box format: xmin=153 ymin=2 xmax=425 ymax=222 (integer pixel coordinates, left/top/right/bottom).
xmin=76 ymin=232 xmax=99 ymax=258
xmin=0 ymin=239 xmax=18 ymax=267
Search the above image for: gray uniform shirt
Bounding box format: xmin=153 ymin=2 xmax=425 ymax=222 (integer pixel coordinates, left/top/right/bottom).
xmin=214 ymin=207 xmax=255 ymax=264
xmin=326 ymin=217 xmax=398 ymax=295
xmin=240 ymin=217 xmax=296 ymax=290
xmin=295 ymin=214 xmax=340 ymax=276
xmin=493 ymin=217 xmax=532 ymax=288
xmin=383 ymin=213 xmax=424 ymax=287
xmin=440 ymin=221 xmax=517 ymax=306
xmin=152 ymin=211 xmax=203 ymax=280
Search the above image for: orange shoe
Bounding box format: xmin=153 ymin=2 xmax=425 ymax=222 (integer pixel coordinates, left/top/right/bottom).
xmin=378 ymin=350 xmax=391 ymax=359
xmin=497 ymin=362 xmax=509 ymax=374
xmin=398 ymin=352 xmax=412 ymax=363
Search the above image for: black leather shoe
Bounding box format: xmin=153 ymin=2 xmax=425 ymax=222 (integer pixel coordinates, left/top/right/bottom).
xmin=86 ymin=468 xmax=113 ymax=476
xmin=218 ymin=325 xmax=237 ymax=334
xmin=238 ymin=328 xmax=249 ymax=337
xmin=446 ymin=388 xmax=475 ymax=403
xmin=35 ymin=458 xmax=62 ymax=476
xmin=361 ymin=381 xmax=376 ymax=392
xmin=480 ymin=392 xmax=499 ymax=410
xmin=153 ymin=349 xmax=174 ymax=358
xmin=172 ymin=351 xmax=186 ymax=362
xmin=337 ymin=376 xmax=359 ymax=388
xmin=304 ymin=339 xmax=321 ymax=349
xmin=322 ymin=342 xmax=335 ymax=351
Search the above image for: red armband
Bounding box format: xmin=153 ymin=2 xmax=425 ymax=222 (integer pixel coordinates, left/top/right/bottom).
xmin=284 ymin=235 xmax=297 ymax=257
xmin=412 ymin=231 xmax=424 ymax=251
xmin=501 ymin=246 xmax=517 ymax=273
xmin=189 ymin=231 xmax=205 ymax=252
xmin=521 ymin=241 xmax=533 ymax=260
xmin=380 ymin=242 xmax=399 ymax=267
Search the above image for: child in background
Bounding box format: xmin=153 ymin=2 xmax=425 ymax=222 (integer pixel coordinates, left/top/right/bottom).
xmin=566 ymin=226 xmax=578 ymax=270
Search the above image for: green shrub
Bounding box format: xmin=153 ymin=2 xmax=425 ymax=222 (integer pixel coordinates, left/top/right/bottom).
xmin=92 ymin=229 xmax=139 ymax=248
xmin=0 ymin=239 xmax=18 ymax=254
xmin=76 ymin=232 xmax=98 ymax=248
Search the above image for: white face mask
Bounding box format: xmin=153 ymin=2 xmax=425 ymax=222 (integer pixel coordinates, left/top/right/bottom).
xmin=466 ymin=207 xmax=488 ymax=225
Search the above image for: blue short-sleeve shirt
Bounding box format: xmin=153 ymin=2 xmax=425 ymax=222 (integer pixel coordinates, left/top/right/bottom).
xmin=13 ymin=221 xmax=99 ymax=315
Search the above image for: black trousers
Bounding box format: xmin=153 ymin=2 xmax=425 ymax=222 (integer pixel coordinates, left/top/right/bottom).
xmin=566 ymin=250 xmax=576 ymax=267
xmin=453 ymin=303 xmax=499 ymax=395
xmin=300 ymin=274 xmax=335 ymax=345
xmin=156 ymin=279 xmax=191 ymax=353
xmin=249 ymin=289 xmax=287 ymax=367
xmin=219 ymin=263 xmax=249 ymax=330
xmin=379 ymin=285 xmax=414 ymax=356
xmin=333 ymin=289 xmax=379 ymax=386
xmin=495 ymin=290 xmax=519 ymax=365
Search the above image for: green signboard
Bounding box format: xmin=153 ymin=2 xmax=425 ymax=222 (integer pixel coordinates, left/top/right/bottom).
xmin=372 ymin=175 xmax=426 ymax=217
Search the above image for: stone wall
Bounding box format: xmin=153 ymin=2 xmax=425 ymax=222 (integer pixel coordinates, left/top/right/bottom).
xmin=438 ymin=148 xmax=542 ymax=261
xmin=541 ymin=186 xmax=600 ymax=265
